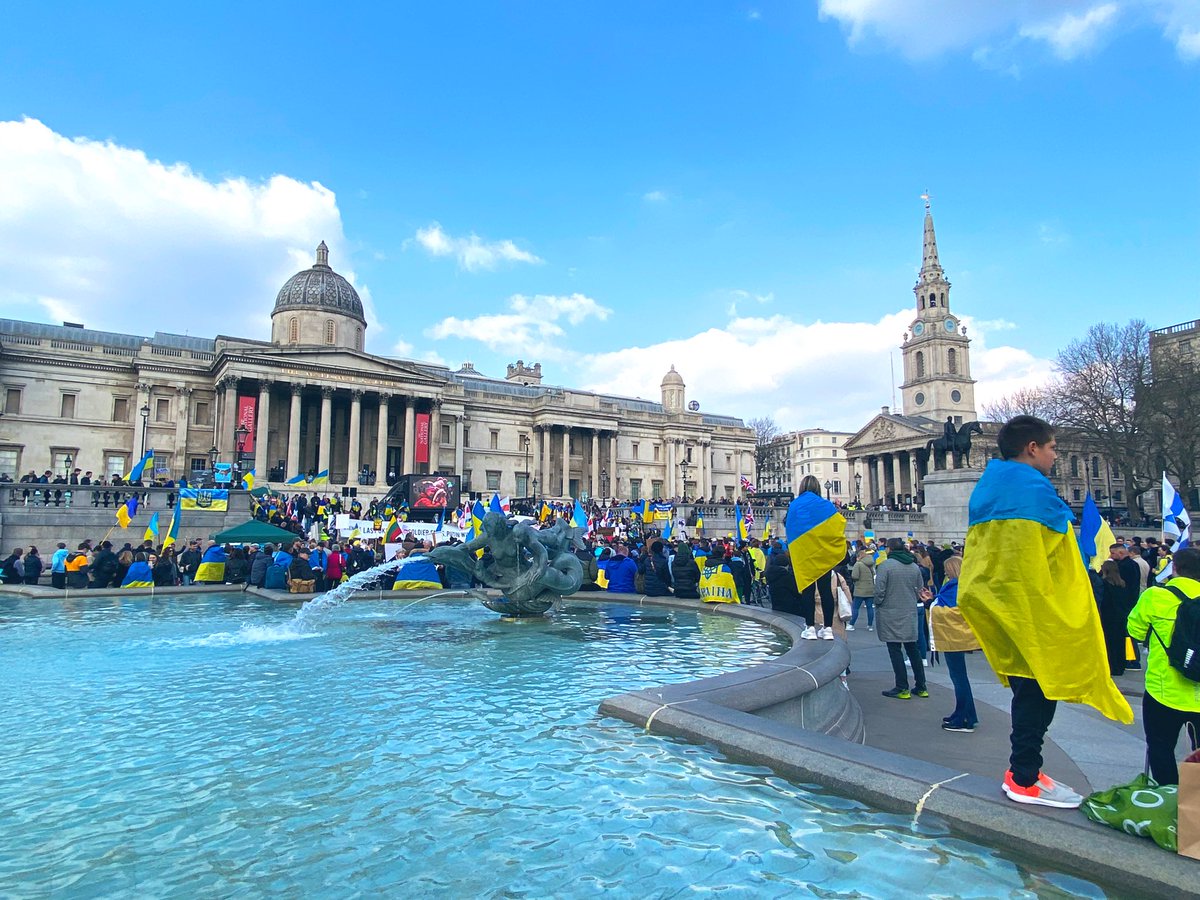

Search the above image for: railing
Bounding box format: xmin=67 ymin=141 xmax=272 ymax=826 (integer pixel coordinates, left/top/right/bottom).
xmin=49 ymin=340 xmax=93 ymax=352
xmin=1 ymin=484 xmax=250 ymax=511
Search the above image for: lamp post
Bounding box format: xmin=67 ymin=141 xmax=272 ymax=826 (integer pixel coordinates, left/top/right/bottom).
xmin=63 ymin=454 xmax=72 ymax=478
xmin=235 ymin=424 xmax=249 ymax=461
xmin=824 ymin=479 xmax=832 ymax=502
xmin=678 ymin=457 xmax=690 ymax=503
xmin=600 ymin=467 xmax=609 ymax=500
xmin=209 ymin=444 xmax=218 ymax=486
xmin=854 ymin=471 xmax=862 ymax=505
xmin=139 ymin=403 xmax=150 ymax=458
xmin=520 ymin=434 xmax=531 ymax=498
xmin=532 ymin=476 xmax=539 ymax=502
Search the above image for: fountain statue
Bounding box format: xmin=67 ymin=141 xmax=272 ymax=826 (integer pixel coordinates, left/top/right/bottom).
xmin=427 ymin=511 xmax=585 ymax=617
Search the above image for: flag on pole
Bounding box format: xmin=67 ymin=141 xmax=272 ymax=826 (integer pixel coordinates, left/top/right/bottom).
xmin=661 ymin=516 xmax=672 ymax=541
xmin=638 ymin=498 xmax=652 ymax=524
xmin=163 ymin=505 xmax=181 ymax=548
xmin=310 ymin=469 xmax=330 ymax=486
xmin=734 ymin=501 xmax=748 ymax=542
xmin=1078 ymin=493 xmax=1116 ymax=572
xmin=385 ymin=516 xmax=402 ymax=543
xmin=115 ymin=495 xmax=139 ymax=529
xmin=435 ymin=506 xmax=445 ymax=532
xmin=740 ymin=475 xmax=756 ymax=494
xmin=1159 ymin=473 xmax=1192 ymax=581
xmin=285 ymin=473 xmax=307 ymax=486
xmin=695 ymin=512 xmax=704 ymax=533
xmin=128 ymin=451 xmax=154 ymax=483
xmin=490 ymin=493 xmax=505 ymax=517
xmin=144 ymin=511 xmax=160 ymax=543
xmin=241 ymin=468 xmax=255 ymax=491
xmin=571 ymin=499 xmax=589 ymax=531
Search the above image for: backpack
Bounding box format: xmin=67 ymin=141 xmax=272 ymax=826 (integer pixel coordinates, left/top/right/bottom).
xmin=1150 ymin=585 xmax=1200 ymax=682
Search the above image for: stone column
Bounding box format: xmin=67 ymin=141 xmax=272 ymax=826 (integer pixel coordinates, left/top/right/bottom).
xmin=254 ymin=379 xmax=272 ymax=479
xmin=560 ymin=427 xmax=570 ymax=497
xmin=430 ymin=400 xmax=442 ymax=472
xmin=666 ymin=439 xmax=677 ymax=499
xmin=287 ymin=384 xmax=303 ymax=480
xmin=700 ymin=442 xmax=710 ymax=501
xmin=403 ymin=400 xmax=416 ymax=474
xmin=348 ymin=390 xmax=363 ymax=484
xmin=909 ymin=453 xmax=920 ymax=504
xmin=174 ymin=387 xmax=192 ymax=471
xmin=376 ymin=393 xmax=390 ymax=484
xmin=541 ymin=427 xmax=552 ymax=496
xmin=609 ymin=433 xmax=618 ymax=497
xmin=874 ymin=456 xmax=885 ymax=505
xmin=454 ymin=415 xmax=465 ymax=475
xmin=891 ymin=454 xmax=902 ymax=505
xmin=318 ymin=387 xmax=333 ymax=476
xmin=220 ymin=377 xmax=237 ymax=457
xmin=735 ymin=449 xmax=743 ymax=499
xmin=590 ymin=431 xmax=599 ymax=499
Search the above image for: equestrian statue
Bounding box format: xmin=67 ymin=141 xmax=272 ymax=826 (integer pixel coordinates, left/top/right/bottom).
xmin=927 ymin=418 xmax=983 ymax=470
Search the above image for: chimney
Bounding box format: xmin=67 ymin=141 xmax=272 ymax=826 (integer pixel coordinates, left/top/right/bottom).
xmin=881 ymin=406 xmax=890 ymax=415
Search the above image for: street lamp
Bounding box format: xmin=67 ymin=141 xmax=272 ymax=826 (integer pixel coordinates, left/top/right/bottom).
xmin=824 ymin=479 xmax=832 ymax=501
xmin=140 ymin=403 xmax=150 ymax=457
xmin=235 ymin=424 xmax=250 ymax=460
xmin=63 ymin=454 xmax=73 ymax=478
xmin=854 ymin=472 xmax=862 ymax=504
xmin=209 ymin=444 xmax=218 ymax=484
xmin=532 ymin=476 xmax=539 ymax=501
xmin=520 ymin=434 xmax=531 ymax=497
xmin=678 ymin=457 xmax=690 ymax=502
xmin=600 ymin=467 xmax=609 ymax=500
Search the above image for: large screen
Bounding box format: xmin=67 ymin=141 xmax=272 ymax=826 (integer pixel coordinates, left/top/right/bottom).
xmin=407 ymin=475 xmax=461 ymax=510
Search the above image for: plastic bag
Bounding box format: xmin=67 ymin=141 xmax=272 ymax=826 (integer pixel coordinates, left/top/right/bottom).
xmin=1082 ymin=773 xmax=1178 ymax=852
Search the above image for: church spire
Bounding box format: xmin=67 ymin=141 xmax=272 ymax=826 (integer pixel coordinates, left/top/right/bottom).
xmin=918 ymin=192 xmax=943 ymax=283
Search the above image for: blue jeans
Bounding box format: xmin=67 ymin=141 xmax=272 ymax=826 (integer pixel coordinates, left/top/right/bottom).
xmin=944 ymin=651 xmax=977 ymax=726
xmin=850 ymin=595 xmax=874 ymax=626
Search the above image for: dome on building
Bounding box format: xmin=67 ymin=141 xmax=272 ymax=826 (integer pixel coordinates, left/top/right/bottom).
xmin=272 ymin=242 xmax=366 ymax=325
xmin=661 ymin=365 xmax=685 ymax=387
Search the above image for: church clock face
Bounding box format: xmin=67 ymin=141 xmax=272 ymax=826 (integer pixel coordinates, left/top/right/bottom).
xmin=944 ymin=317 xmax=957 ymax=333
xmin=912 ymin=322 xmax=924 ymax=336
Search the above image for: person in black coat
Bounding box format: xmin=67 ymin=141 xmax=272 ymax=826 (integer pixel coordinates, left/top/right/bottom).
xmin=640 ymin=540 xmax=672 ymax=596
xmin=23 ymin=546 xmax=43 ymax=585
xmin=670 ymin=542 xmax=701 ymax=599
xmin=1111 ymin=543 xmax=1144 ymax=669
xmin=1092 ymin=561 xmax=1128 ymax=677
xmin=249 ymin=544 xmax=273 ymax=587
xmin=765 ymin=552 xmax=803 ymax=616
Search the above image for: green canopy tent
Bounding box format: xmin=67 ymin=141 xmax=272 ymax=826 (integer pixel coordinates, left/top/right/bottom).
xmin=210 ymin=520 xmax=300 ymax=544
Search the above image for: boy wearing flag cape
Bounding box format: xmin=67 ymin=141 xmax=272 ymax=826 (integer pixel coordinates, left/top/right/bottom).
xmin=959 ymin=416 xmax=1132 ymax=810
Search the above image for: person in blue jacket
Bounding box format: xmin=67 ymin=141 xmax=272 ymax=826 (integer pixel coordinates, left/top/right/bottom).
xmin=604 ymin=543 xmax=639 ymax=593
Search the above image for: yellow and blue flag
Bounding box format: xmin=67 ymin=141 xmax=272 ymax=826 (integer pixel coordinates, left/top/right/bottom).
xmin=181 ymin=489 xmax=229 ymax=511
xmin=638 ymin=498 xmax=652 ymax=524
xmin=1078 ymin=493 xmax=1116 ymax=572
xmin=539 ymin=501 xmax=552 ymax=523
xmin=115 ymin=495 xmax=138 ymax=528
xmin=784 ymin=492 xmax=846 ymax=590
xmin=435 ymin=506 xmax=445 ymax=533
xmin=128 ymin=451 xmax=154 ymax=483
xmin=572 ymin=499 xmax=589 ymax=530
xmin=695 ymin=512 xmax=704 ymax=533
xmin=144 ymin=512 xmax=160 ymax=543
xmin=734 ymin=501 xmax=748 ymax=542
xmin=163 ymin=506 xmax=181 ymax=548
xmin=121 ymin=560 xmax=154 ymax=588
xmin=194 ymin=545 xmax=227 ymax=583
xmin=661 ymin=516 xmax=672 ymax=541
xmin=285 ymin=473 xmax=307 ymax=486
xmin=310 ymin=469 xmax=330 ymax=486
xmin=391 ymin=555 xmax=444 ymax=590
xmin=958 ymin=460 xmax=1132 ymax=724
xmin=241 ymin=468 xmax=255 ymax=491
xmin=699 ymin=562 xmax=740 ymax=604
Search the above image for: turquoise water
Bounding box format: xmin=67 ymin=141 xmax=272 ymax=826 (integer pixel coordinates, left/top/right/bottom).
xmin=0 ymin=594 xmax=1105 ymax=898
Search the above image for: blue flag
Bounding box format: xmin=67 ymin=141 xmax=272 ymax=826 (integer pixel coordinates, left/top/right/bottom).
xmin=435 ymin=506 xmax=445 ymax=532
xmin=489 ymin=493 xmax=505 ymax=516
xmin=572 ymin=499 xmax=589 ymax=530
xmin=661 ymin=516 xmax=672 ymax=541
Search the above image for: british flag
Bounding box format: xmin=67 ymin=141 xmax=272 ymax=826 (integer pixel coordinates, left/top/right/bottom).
xmin=740 ymin=475 xmax=756 ymax=493
xmin=744 ymin=506 xmax=755 ymax=527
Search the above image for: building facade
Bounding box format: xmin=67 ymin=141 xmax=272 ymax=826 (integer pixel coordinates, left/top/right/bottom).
xmin=760 ymin=429 xmax=856 ymax=505
xmin=0 ymin=245 xmax=755 ymax=501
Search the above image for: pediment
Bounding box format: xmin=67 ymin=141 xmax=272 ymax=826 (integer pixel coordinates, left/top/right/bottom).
xmin=221 ymin=345 xmax=446 ymax=386
xmin=844 ymin=414 xmax=936 ymax=451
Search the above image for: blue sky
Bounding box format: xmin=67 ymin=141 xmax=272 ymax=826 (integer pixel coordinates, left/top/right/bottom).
xmin=1 ymin=1 xmax=1197 ymax=430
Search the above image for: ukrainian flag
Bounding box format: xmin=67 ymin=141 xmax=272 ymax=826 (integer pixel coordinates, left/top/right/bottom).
xmin=241 ymin=468 xmax=255 ymax=490
xmin=121 ymin=560 xmax=154 ymax=588
xmin=639 ymin=499 xmax=652 ymax=524
xmin=128 ymin=451 xmax=154 ymax=483
xmin=539 ymin=501 xmax=552 ymax=523
xmin=163 ymin=506 xmax=181 ymax=548
xmin=661 ymin=517 xmax=672 ymax=541
xmin=310 ymin=469 xmax=330 ymax=486
xmin=115 ymin=496 xmax=139 ymax=529
xmin=734 ymin=501 xmax=748 ymax=542
xmin=784 ymin=492 xmax=846 ymax=590
xmin=695 ymin=512 xmax=704 ymax=533
xmin=285 ymin=473 xmax=307 ymax=486
xmin=194 ymin=545 xmax=227 ymax=583
xmin=144 ymin=512 xmax=160 ymax=543
xmin=1078 ymin=493 xmax=1116 ymax=572
xmin=700 ymin=561 xmax=740 ymax=604
xmin=391 ymin=555 xmax=443 ymax=590
xmin=572 ymin=499 xmax=589 ymax=530
xmin=958 ymin=460 xmax=1132 ymax=724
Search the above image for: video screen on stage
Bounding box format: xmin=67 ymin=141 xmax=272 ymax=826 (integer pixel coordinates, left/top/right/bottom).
xmin=407 ymin=475 xmax=460 ymax=510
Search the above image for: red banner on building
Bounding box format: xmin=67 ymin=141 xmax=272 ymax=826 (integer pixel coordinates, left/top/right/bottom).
xmin=237 ymin=396 xmax=257 ymax=454
xmin=415 ymin=412 xmax=430 ymax=465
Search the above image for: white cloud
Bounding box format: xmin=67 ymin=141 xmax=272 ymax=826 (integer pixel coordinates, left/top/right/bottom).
xmin=411 ymin=222 xmax=542 ymax=271
xmin=818 ymin=0 xmax=1196 ymax=63
xmin=1019 ymin=3 xmax=1120 ymax=59
xmin=426 ymin=292 xmax=610 ymax=359
xmin=574 ymin=308 xmax=1053 ymax=432
xmin=0 ymin=117 xmax=375 ymax=340
xmin=642 ymin=189 xmax=668 ymax=203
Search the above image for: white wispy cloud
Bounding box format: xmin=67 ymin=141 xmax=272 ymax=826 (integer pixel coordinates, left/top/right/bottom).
xmin=0 ymin=117 xmax=375 ymax=341
xmin=818 ymin=0 xmax=1198 ymax=63
xmin=411 ymin=222 xmax=543 ymax=271
xmin=426 ymin=292 xmax=611 ymax=359
xmin=642 ymin=189 xmax=668 ymax=203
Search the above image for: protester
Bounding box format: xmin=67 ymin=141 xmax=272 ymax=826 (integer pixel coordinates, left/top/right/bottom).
xmin=929 ymin=556 xmax=979 ymax=732
xmin=50 ymin=541 xmax=69 ymax=589
xmin=875 ymin=537 xmax=928 ymax=699
xmin=848 ymin=547 xmax=875 ymax=631
xmin=1 ymin=548 xmax=24 ymax=585
xmin=670 ymin=541 xmax=701 ymax=599
xmin=1092 ymin=560 xmax=1130 ymax=677
xmin=22 ymin=546 xmax=43 ymax=585
xmin=765 ymin=552 xmax=802 ymax=617
xmin=603 ymin=544 xmax=638 ymax=593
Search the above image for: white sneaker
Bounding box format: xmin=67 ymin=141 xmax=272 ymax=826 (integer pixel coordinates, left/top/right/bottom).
xmin=868 ymin=626 xmax=874 ymax=631
xmin=845 ymin=624 xmax=856 ymax=631
xmin=801 ymin=626 xmax=818 ymax=640
xmin=820 ymin=626 xmax=835 ymax=640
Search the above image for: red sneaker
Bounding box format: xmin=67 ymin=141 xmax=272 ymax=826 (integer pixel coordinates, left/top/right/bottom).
xmin=1002 ymin=770 xmax=1082 ymax=808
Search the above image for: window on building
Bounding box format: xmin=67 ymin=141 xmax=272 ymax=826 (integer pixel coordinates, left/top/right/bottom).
xmin=489 ymin=430 xmax=499 ymax=450
xmin=1070 ymin=456 xmax=1079 ymax=477
xmin=463 ymin=427 xmax=470 ymax=447
xmin=356 ymin=327 xmax=363 ymax=351
xmin=486 ymin=470 xmax=501 ymax=491
xmin=51 ymin=450 xmax=75 ymax=475
xmin=1072 ymin=488 xmax=1081 ymax=501
xmin=190 ymin=457 xmax=206 ymax=475
xmin=289 ymin=317 xmax=299 ymax=343
xmin=653 ymin=444 xmax=660 ymax=461
xmin=725 ymin=453 xmax=732 ymax=468
xmin=832 ymin=449 xmax=837 ymax=457
xmin=59 ymin=393 xmax=76 ymax=418
xmin=1092 ymin=456 xmax=1100 ymax=478
xmin=650 ymin=479 xmax=662 ymax=498
xmin=4 ymin=388 xmax=21 ymax=415
xmin=1114 ymin=490 xmax=1123 ymax=502
xmin=630 ymin=479 xmax=642 ymax=502
xmin=516 ymin=474 xmax=529 ymax=496
xmin=194 ymin=401 xmax=211 ymax=426
xmin=1050 ymin=463 xmax=1059 ymax=478
xmin=324 ymin=320 xmax=336 ymax=345
xmin=0 ymin=448 xmax=18 ymax=478
xmin=108 ymin=454 xmax=130 ymax=478
xmin=155 ymin=398 xmax=170 ymax=422
xmin=113 ymin=397 xmax=129 ymax=422
xmin=686 ymin=446 xmax=693 ymax=462
xmin=916 ymin=351 xmax=925 ymax=377
xmin=1112 ymin=462 xmax=1121 ymax=479
xmin=947 ymin=348 xmax=957 ymax=374
xmin=463 ymin=469 xmax=473 ymax=492
xmin=441 ymin=423 xmax=452 ymax=445
xmin=631 ymin=442 xmax=639 ymax=460
xmin=725 ymin=485 xmax=735 ymax=500
xmin=833 ymin=463 xmax=839 ymax=472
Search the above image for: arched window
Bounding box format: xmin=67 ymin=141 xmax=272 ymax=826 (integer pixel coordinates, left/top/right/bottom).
xmin=355 ymin=327 xmax=362 ymax=351
xmin=1070 ymin=456 xmax=1079 ymax=477
xmin=940 ymin=292 xmax=945 ymax=305
xmin=929 ymin=293 xmax=936 ymax=307
xmin=919 ymin=296 xmax=924 ymax=309
xmin=947 ymin=348 xmax=957 ymax=374
xmin=915 ymin=351 xmax=925 ymax=377
xmin=324 ymin=320 xmax=336 ymax=345
xmin=288 ymin=317 xmax=299 ymax=343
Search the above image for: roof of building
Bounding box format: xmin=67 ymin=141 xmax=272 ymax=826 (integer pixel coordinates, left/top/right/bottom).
xmin=272 ymin=242 xmax=366 ymax=325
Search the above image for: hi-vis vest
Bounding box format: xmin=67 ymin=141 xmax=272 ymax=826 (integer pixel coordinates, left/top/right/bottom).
xmin=700 ymin=562 xmax=740 ymax=604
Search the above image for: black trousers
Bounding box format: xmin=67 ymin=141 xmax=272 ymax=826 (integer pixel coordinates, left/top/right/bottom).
xmin=1009 ymin=676 xmax=1057 ymax=787
xmin=799 ymin=570 xmax=835 ymax=628
xmin=886 ymin=641 xmax=925 ymax=692
xmin=1143 ymin=692 xmax=1200 ymax=786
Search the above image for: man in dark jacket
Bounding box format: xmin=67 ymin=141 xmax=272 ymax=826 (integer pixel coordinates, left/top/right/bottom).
xmin=670 ymin=542 xmax=701 ymax=599
xmin=765 ymin=552 xmax=803 ymax=616
xmin=249 ymin=544 xmax=272 ymax=587
xmin=90 ymin=542 xmax=119 ymax=588
xmin=178 ymin=541 xmax=202 ymax=586
xmin=640 ymin=540 xmax=672 ymax=596
xmin=1111 ymin=543 xmax=1144 ymax=669
xmin=288 ymin=549 xmax=316 ymax=585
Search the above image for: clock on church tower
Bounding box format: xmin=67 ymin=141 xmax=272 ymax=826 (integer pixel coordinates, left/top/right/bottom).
xmin=898 ymin=197 xmax=977 ymax=424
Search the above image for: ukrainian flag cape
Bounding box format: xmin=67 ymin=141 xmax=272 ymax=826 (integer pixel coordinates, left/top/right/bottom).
xmin=784 ymin=492 xmax=846 ymax=590
xmin=699 ymin=562 xmax=740 ymax=604
xmin=121 ymin=561 xmax=154 ymax=588
xmin=391 ymin=555 xmax=443 ymax=590
xmin=958 ymin=460 xmax=1132 ymax=723
xmin=194 ymin=545 xmax=227 ymax=583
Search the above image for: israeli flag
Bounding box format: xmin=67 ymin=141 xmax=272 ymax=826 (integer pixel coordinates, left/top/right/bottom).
xmin=1158 ymin=473 xmax=1192 ymax=582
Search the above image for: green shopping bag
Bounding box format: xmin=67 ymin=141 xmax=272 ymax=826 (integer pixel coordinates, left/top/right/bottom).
xmin=1082 ymin=773 xmax=1178 ymax=852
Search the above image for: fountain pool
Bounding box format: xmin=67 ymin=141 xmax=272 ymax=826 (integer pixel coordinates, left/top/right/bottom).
xmin=0 ymin=593 xmax=1107 ymax=898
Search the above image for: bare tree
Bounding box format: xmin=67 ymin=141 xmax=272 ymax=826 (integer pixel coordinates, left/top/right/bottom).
xmin=982 ymin=386 xmax=1059 ymax=424
xmin=1142 ymin=349 xmax=1200 ymax=500
xmin=747 ymin=416 xmax=781 ymax=484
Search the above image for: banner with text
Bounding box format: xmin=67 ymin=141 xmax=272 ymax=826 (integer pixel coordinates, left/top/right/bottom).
xmin=415 ymin=412 xmax=430 ymax=465
xmin=237 ymin=396 xmax=257 ymax=454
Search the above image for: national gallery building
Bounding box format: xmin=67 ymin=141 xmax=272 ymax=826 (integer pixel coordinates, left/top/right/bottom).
xmin=0 ymin=243 xmax=755 ymax=502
